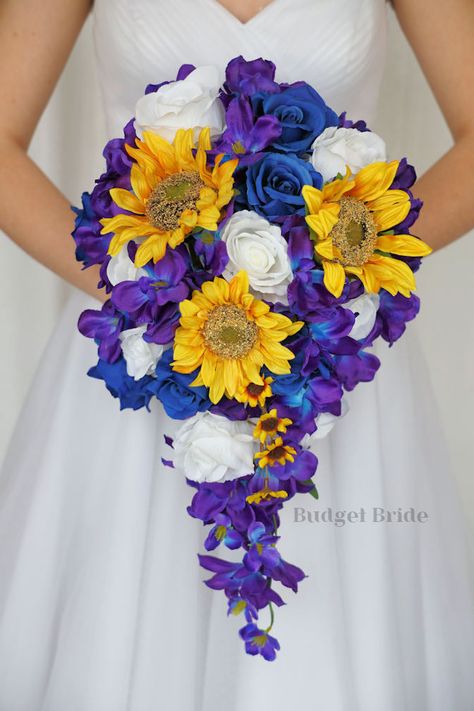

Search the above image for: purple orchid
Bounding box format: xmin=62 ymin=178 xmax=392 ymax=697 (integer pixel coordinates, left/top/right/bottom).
xmin=204 ymin=513 xmax=244 ymax=551
xmin=78 ymin=300 xmax=125 ymax=363
xmin=239 ymin=624 xmax=280 ymax=661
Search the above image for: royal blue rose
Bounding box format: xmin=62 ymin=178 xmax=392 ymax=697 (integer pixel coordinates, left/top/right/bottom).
xmin=147 ymin=349 xmax=210 ymax=420
xmin=244 ymin=153 xmax=322 ymax=220
xmin=88 ymin=358 xmax=153 ymax=411
xmin=251 ymin=83 xmax=338 ymax=153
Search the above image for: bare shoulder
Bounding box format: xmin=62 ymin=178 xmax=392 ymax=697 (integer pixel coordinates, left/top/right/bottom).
xmin=392 ymin=0 xmax=474 ymax=139
xmin=0 ymin=0 xmax=92 ymax=148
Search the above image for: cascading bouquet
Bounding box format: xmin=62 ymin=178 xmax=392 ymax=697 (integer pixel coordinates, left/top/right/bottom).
xmin=73 ymin=57 xmax=431 ymax=660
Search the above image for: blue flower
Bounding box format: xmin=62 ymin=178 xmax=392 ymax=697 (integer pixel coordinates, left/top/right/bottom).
xmin=88 ymin=358 xmax=153 ymax=411
xmin=147 ymin=349 xmax=210 ymax=420
xmin=243 ymin=153 xmax=322 ymax=220
xmin=251 ymin=83 xmax=338 ymax=153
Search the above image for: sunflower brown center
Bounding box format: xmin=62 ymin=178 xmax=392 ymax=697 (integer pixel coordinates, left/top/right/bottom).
xmin=269 ymin=446 xmax=287 ymax=460
xmin=203 ymin=305 xmax=258 ymax=359
xmin=146 ymin=170 xmax=203 ymax=231
xmin=247 ymin=383 xmax=265 ymax=396
xmin=261 ymin=417 xmax=278 ymax=432
xmin=329 ymin=196 xmax=378 ymax=266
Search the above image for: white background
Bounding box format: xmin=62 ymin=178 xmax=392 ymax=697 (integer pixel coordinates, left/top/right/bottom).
xmin=1 ymin=10 xmax=473 ymax=538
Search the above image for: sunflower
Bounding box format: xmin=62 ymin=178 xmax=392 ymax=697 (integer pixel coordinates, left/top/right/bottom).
xmin=254 ymin=437 xmax=296 ymax=468
xmin=253 ymin=409 xmax=292 ymax=444
xmin=246 ymin=486 xmax=288 ymax=505
xmin=236 ymin=376 xmax=273 ymax=408
xmin=172 ymin=271 xmax=303 ymax=404
xmin=100 ymin=128 xmax=237 ymax=267
xmin=302 ymin=161 xmax=432 ymax=298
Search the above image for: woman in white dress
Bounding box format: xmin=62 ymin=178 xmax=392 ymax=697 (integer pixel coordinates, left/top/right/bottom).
xmin=0 ymin=1 xmax=473 ymax=709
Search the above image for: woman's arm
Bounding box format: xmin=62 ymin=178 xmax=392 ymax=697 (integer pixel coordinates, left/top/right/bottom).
xmin=393 ymin=0 xmax=474 ymax=251
xmin=0 ymin=0 xmax=104 ymax=300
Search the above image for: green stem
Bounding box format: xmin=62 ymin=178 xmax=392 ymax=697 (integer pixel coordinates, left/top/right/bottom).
xmin=265 ymin=601 xmax=275 ymax=633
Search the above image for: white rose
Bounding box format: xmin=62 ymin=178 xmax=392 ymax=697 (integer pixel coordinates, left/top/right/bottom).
xmin=107 ymin=246 xmax=147 ymax=286
xmin=310 ymin=127 xmax=387 ymax=182
xmin=345 ymin=293 xmax=380 ymax=341
xmin=301 ymin=398 xmax=350 ymax=445
xmin=119 ymin=325 xmax=163 ymax=380
xmin=221 ymin=210 xmax=293 ymax=303
xmin=173 ymin=412 xmax=256 ymax=483
xmin=134 ymin=66 xmax=225 ymax=142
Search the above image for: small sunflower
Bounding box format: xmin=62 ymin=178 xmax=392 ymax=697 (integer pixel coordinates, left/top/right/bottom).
xmin=302 ymin=161 xmax=432 ymax=298
xmin=236 ymin=376 xmax=274 ymax=408
xmin=101 ymin=128 xmax=237 ymax=267
xmin=246 ymin=486 xmax=289 ymax=505
xmin=253 ymin=409 xmax=292 ymax=444
xmin=172 ymin=271 xmax=303 ymax=404
xmin=254 ymin=437 xmax=297 ymax=468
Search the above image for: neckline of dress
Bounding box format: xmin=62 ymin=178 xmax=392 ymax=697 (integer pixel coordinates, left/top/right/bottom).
xmin=204 ymin=0 xmax=286 ymax=27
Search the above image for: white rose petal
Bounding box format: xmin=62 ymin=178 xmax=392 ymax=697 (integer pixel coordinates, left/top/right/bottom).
xmin=119 ymin=325 xmax=163 ymax=380
xmin=345 ymin=293 xmax=380 ymax=341
xmin=221 ymin=210 xmax=293 ymax=304
xmin=135 ymin=66 xmax=225 ymax=142
xmin=173 ymin=412 xmax=256 ymax=483
xmin=301 ymin=398 xmax=350 ymax=445
xmin=310 ymin=127 xmax=387 ymax=183
xmin=107 ymin=246 xmax=147 ymax=286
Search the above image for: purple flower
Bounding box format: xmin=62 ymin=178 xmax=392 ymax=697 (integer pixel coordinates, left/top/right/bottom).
xmin=111 ymin=247 xmax=189 ymax=321
xmin=216 ymin=96 xmax=282 ymax=164
xmin=338 ymin=111 xmax=370 ymax=132
xmin=193 ymin=231 xmax=229 ymax=276
xmin=224 ymin=56 xmax=279 ymax=97
xmin=204 ymin=514 xmax=243 ymax=551
xmin=334 ymin=350 xmax=381 ymax=391
xmin=72 ymin=193 xmax=111 ymax=268
xmin=78 ymin=300 xmax=124 ymax=362
xmin=377 ymin=290 xmax=420 ymax=345
xmin=239 ymin=624 xmax=280 ymax=661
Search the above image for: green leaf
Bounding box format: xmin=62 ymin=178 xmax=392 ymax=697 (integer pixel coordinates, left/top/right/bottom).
xmin=300 ymin=479 xmax=319 ymax=500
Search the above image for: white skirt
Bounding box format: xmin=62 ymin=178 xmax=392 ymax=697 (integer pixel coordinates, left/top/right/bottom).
xmin=0 ymin=289 xmax=473 ymax=711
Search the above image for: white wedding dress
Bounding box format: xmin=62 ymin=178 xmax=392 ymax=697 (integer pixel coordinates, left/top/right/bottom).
xmin=1 ymin=1 xmax=473 ymax=709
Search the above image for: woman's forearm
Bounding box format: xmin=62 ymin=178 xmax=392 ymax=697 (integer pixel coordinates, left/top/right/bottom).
xmin=0 ymin=138 xmax=104 ymax=301
xmin=411 ymin=132 xmax=474 ymax=252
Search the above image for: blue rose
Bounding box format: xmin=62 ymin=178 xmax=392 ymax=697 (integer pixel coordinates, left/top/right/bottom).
xmin=252 ymin=83 xmax=338 ymax=153
xmin=147 ymin=349 xmax=210 ymax=419
xmin=88 ymin=358 xmax=153 ymax=411
xmin=244 ymin=153 xmax=322 ymax=220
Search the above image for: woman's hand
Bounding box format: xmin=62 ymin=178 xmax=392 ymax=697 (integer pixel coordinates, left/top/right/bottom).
xmin=393 ymin=0 xmax=474 ymax=251
xmin=0 ymin=0 xmax=105 ymax=302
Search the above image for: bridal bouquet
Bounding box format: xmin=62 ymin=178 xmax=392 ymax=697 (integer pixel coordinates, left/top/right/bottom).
xmin=73 ymin=57 xmax=430 ymax=660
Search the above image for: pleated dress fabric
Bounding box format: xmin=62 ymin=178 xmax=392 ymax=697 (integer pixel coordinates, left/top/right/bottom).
xmin=0 ymin=1 xmax=473 ymax=709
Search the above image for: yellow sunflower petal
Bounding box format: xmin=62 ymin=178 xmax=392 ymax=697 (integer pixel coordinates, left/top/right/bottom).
xmin=376 ymin=234 xmax=432 ymax=257
xmin=135 ymin=235 xmax=168 ymax=266
xmin=306 ymin=203 xmax=340 ymax=239
xmin=302 ymin=185 xmax=323 ymax=214
xmin=109 ymin=188 xmax=145 ymax=215
xmin=322 ymin=260 xmax=346 ymax=298
xmin=131 ymin=163 xmax=152 ymax=203
xmin=349 ymin=160 xmax=399 ymax=202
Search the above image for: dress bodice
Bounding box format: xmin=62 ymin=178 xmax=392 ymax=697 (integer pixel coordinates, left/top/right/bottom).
xmin=93 ymin=0 xmax=388 ymax=136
